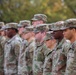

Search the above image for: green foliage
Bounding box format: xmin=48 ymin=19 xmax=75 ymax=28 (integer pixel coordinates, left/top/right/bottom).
xmin=0 ymin=0 xmax=76 ymax=23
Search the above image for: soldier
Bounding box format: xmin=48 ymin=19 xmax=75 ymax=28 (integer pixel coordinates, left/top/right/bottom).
xmin=18 ymin=26 xmax=36 ymax=75
xmin=18 ymin=28 xmax=28 ymax=75
xmin=0 ymin=22 xmax=6 ymax=75
xmin=1 ymin=25 xmax=8 ymax=40
xmin=43 ymin=31 xmax=57 ymax=75
xmin=4 ymin=23 xmax=22 ymax=75
xmin=33 ymin=24 xmax=48 ymax=75
xmin=63 ymin=18 xmax=76 ymax=75
xmin=51 ymin=21 xmax=70 ymax=75
xmin=18 ymin=20 xmax=31 ymax=36
xmin=31 ymin=14 xmax=47 ymax=26
xmin=18 ymin=22 xmax=29 ymax=75
xmin=31 ymin=14 xmax=48 ymax=49
xmin=0 ymin=22 xmax=6 ymax=35
xmin=0 ymin=22 xmax=6 ymax=46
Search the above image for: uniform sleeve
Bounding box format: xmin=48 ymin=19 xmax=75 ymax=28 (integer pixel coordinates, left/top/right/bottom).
xmin=62 ymin=42 xmax=71 ymax=56
xmin=14 ymin=41 xmax=22 ymax=60
xmin=64 ymin=42 xmax=76 ymax=75
xmin=43 ymin=54 xmax=52 ymax=75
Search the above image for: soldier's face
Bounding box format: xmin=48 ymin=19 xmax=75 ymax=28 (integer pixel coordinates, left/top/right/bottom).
xmin=35 ymin=32 xmax=42 ymax=42
xmin=45 ymin=39 xmax=56 ymax=49
xmin=21 ymin=33 xmax=25 ymax=39
xmin=1 ymin=30 xmax=5 ymax=36
xmin=40 ymin=32 xmax=46 ymax=43
xmin=18 ymin=27 xmax=25 ymax=35
xmin=45 ymin=40 xmax=52 ymax=48
xmin=35 ymin=32 xmax=46 ymax=42
xmin=6 ymin=28 xmax=15 ymax=38
xmin=63 ymin=28 xmax=74 ymax=40
xmin=52 ymin=30 xmax=63 ymax=39
xmin=32 ymin=20 xmax=44 ymax=26
xmin=22 ymin=32 xmax=31 ymax=40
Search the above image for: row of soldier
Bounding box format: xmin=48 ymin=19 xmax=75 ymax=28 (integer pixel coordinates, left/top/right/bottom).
xmin=0 ymin=14 xmax=76 ymax=75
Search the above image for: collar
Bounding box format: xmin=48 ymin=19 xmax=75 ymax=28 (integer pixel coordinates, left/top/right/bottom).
xmin=7 ymin=34 xmax=20 ymax=43
xmin=55 ymin=38 xmax=65 ymax=50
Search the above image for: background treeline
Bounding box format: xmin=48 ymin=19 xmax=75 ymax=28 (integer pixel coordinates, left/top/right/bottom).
xmin=0 ymin=0 xmax=76 ymax=23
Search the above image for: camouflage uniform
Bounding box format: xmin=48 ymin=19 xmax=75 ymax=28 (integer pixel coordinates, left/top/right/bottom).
xmin=23 ymin=38 xmax=36 ymax=75
xmin=43 ymin=48 xmax=53 ymax=75
xmin=43 ymin=31 xmax=56 ymax=75
xmin=0 ymin=36 xmax=6 ymax=75
xmin=43 ymin=40 xmax=70 ymax=75
xmin=18 ymin=20 xmax=30 ymax=72
xmin=51 ymin=21 xmax=70 ymax=75
xmin=4 ymin=23 xmax=22 ymax=75
xmin=18 ymin=39 xmax=28 ymax=75
xmin=18 ymin=26 xmax=36 ymax=75
xmin=52 ymin=39 xmax=70 ymax=75
xmin=33 ymin=43 xmax=47 ymax=75
xmin=0 ymin=22 xmax=6 ymax=75
xmin=64 ymin=19 xmax=76 ymax=75
xmin=33 ymin=24 xmax=48 ymax=75
xmin=65 ymin=41 xmax=76 ymax=75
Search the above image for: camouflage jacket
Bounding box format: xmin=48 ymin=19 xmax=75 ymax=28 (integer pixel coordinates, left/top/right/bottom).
xmin=52 ymin=38 xmax=70 ymax=75
xmin=20 ymin=38 xmax=36 ymax=75
xmin=43 ymin=47 xmax=53 ymax=75
xmin=18 ymin=39 xmax=28 ymax=75
xmin=0 ymin=36 xmax=6 ymax=72
xmin=4 ymin=34 xmax=22 ymax=75
xmin=65 ymin=41 xmax=76 ymax=75
xmin=33 ymin=43 xmax=47 ymax=75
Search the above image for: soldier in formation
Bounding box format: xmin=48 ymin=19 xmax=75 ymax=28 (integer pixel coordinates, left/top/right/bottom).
xmin=0 ymin=14 xmax=76 ymax=75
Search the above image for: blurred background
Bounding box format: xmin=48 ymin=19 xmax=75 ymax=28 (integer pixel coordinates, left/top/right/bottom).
xmin=0 ymin=0 xmax=76 ymax=23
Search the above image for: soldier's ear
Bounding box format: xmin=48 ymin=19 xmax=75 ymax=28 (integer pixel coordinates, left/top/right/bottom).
xmin=71 ymin=28 xmax=76 ymax=33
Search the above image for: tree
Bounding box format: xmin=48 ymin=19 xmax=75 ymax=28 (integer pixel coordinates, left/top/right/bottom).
xmin=0 ymin=0 xmax=76 ymax=23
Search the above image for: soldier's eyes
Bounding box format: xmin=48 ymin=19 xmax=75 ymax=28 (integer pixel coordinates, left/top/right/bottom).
xmin=7 ymin=29 xmax=11 ymax=31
